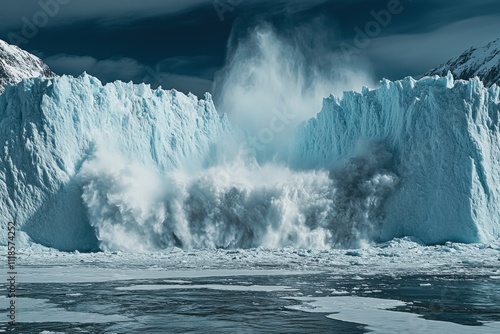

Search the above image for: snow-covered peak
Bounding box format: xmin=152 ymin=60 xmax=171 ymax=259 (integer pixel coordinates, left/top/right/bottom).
xmin=0 ymin=39 xmax=55 ymax=93
xmin=425 ymin=38 xmax=500 ymax=86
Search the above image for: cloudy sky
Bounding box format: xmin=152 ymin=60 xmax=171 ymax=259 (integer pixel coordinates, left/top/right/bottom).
xmin=0 ymin=0 xmax=499 ymax=96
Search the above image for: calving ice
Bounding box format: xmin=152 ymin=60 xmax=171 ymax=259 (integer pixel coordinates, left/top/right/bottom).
xmin=0 ymin=39 xmax=499 ymax=252
xmin=290 ymin=74 xmax=500 ymax=245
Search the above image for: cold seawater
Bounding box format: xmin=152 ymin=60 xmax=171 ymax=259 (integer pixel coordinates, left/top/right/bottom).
xmin=1 ymin=239 xmax=500 ymax=333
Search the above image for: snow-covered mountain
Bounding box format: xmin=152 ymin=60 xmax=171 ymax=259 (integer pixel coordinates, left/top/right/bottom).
xmin=425 ymin=38 xmax=500 ymax=86
xmin=0 ymin=39 xmax=55 ymax=93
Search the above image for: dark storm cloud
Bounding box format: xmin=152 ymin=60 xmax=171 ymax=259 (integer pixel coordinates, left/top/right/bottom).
xmin=43 ymin=53 xmax=215 ymax=96
xmin=44 ymin=54 xmax=146 ymax=82
xmin=366 ymin=15 xmax=500 ymax=79
xmin=0 ymin=0 xmax=499 ymax=95
xmin=0 ymin=0 xmax=332 ymax=30
xmin=1 ymin=0 xmax=498 ymax=45
xmin=0 ymin=0 xmax=210 ymax=29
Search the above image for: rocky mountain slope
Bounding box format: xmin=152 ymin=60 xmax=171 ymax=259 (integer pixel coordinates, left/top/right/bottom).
xmin=0 ymin=39 xmax=55 ymax=93
xmin=425 ymin=38 xmax=500 ymax=86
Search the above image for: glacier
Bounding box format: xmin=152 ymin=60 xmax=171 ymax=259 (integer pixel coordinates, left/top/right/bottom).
xmin=0 ymin=74 xmax=231 ymax=251
xmin=290 ymin=73 xmax=500 ymax=245
xmin=0 ymin=72 xmax=499 ymax=251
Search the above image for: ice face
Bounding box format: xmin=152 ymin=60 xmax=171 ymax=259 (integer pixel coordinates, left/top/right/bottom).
xmin=289 ymin=73 xmax=500 ymax=245
xmin=0 ymin=74 xmax=231 ymax=251
xmin=0 ymin=72 xmax=499 ymax=251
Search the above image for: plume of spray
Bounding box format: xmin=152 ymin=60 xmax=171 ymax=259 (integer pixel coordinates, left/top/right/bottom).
xmin=213 ymin=19 xmax=375 ymax=161
xmin=77 ymin=140 xmax=397 ymax=251
xmin=75 ymin=19 xmax=397 ymax=251
xmin=77 ymin=136 xmax=398 ymax=252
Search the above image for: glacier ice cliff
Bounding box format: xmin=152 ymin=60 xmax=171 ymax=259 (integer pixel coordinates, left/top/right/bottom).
xmin=0 ymin=74 xmax=231 ymax=250
xmin=289 ymin=73 xmax=500 ymax=244
xmin=0 ymin=72 xmax=499 ymax=251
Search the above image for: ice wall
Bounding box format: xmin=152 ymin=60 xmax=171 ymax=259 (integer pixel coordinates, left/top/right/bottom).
xmin=289 ymin=73 xmax=500 ymax=244
xmin=0 ymin=73 xmax=499 ymax=251
xmin=0 ymin=74 xmax=231 ymax=250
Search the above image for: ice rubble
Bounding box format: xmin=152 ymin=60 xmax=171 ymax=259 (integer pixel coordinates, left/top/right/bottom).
xmin=0 ymin=71 xmax=499 ymax=251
